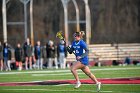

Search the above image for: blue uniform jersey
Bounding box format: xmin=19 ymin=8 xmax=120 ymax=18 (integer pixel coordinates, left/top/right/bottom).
xmin=37 ymin=46 xmax=41 ymax=57
xmin=59 ymin=44 xmax=65 ymax=53
xmin=4 ymin=48 xmax=8 ymax=57
xmin=71 ymin=40 xmax=89 ymax=65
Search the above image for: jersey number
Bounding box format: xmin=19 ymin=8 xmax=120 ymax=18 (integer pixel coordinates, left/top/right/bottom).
xmin=75 ymin=50 xmax=79 ymax=53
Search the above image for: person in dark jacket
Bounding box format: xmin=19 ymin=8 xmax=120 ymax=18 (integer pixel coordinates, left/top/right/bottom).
xmin=124 ymin=57 xmax=131 ymax=65
xmin=46 ymin=40 xmax=58 ymax=69
xmin=57 ymin=40 xmax=67 ymax=69
xmin=15 ymin=43 xmax=23 ymax=70
xmin=3 ymin=42 xmax=11 ymax=71
xmin=23 ymin=38 xmax=32 ymax=70
xmin=34 ymin=41 xmax=44 ymax=69
xmin=0 ymin=42 xmax=3 ymax=71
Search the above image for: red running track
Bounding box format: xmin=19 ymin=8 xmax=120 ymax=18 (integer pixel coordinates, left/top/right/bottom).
xmin=0 ymin=77 xmax=140 ymax=86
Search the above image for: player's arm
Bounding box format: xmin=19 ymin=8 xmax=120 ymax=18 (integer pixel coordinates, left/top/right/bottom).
xmin=81 ymin=47 xmax=89 ymax=58
xmin=80 ymin=41 xmax=89 ymax=58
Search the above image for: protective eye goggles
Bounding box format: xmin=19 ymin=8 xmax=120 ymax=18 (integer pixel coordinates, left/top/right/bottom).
xmin=73 ymin=33 xmax=80 ymax=37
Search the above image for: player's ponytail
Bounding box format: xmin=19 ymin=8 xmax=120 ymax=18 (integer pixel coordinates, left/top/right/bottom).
xmin=79 ymin=31 xmax=85 ymax=38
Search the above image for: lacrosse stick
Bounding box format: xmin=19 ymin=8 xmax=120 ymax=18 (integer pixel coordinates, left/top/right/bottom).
xmin=56 ymin=31 xmax=75 ymax=55
xmin=56 ymin=31 xmax=66 ymax=43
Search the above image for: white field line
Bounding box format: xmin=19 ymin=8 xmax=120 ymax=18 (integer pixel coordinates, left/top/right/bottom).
xmin=1 ymin=84 xmax=140 ymax=93
xmin=1 ymin=88 xmax=140 ymax=93
xmin=32 ymin=72 xmax=139 ymax=77
xmin=0 ymin=67 xmax=140 ymax=75
xmin=54 ymin=84 xmax=140 ymax=86
xmin=1 ymin=88 xmax=113 ymax=92
xmin=31 ymin=73 xmax=83 ymax=76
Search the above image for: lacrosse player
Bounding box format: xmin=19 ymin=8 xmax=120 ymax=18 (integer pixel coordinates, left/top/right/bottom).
xmin=67 ymin=31 xmax=101 ymax=91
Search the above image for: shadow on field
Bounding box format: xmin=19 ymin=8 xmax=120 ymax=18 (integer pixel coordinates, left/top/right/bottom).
xmin=0 ymin=77 xmax=140 ymax=86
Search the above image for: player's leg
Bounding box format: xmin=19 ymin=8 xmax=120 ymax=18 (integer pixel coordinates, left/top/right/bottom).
xmin=81 ymin=66 xmax=98 ymax=83
xmin=81 ymin=66 xmax=101 ymax=91
xmin=59 ymin=53 xmax=63 ymax=69
xmin=36 ymin=59 xmax=39 ymax=69
xmin=40 ymin=58 xmax=43 ymax=70
xmin=70 ymin=61 xmax=84 ymax=88
xmin=3 ymin=58 xmax=7 ymax=71
xmin=0 ymin=59 xmax=3 ymax=71
xmin=25 ymin=57 xmax=28 ymax=70
xmin=61 ymin=53 xmax=66 ymax=69
xmin=29 ymin=56 xmax=32 ymax=70
xmin=18 ymin=61 xmax=21 ymax=70
xmin=54 ymin=57 xmax=58 ymax=69
xmin=7 ymin=60 xmax=11 ymax=71
xmin=48 ymin=58 xmax=52 ymax=69
xmin=19 ymin=62 xmax=22 ymax=70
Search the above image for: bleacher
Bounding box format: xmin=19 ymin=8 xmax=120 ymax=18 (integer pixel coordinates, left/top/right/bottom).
xmin=66 ymin=43 xmax=140 ymax=66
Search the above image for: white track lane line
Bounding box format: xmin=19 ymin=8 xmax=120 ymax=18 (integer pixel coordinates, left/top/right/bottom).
xmin=2 ymin=88 xmax=140 ymax=93
xmin=0 ymin=67 xmax=140 ymax=75
xmin=1 ymin=88 xmax=113 ymax=92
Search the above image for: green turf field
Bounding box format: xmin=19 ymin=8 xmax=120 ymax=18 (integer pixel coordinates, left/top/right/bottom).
xmin=0 ymin=65 xmax=140 ymax=93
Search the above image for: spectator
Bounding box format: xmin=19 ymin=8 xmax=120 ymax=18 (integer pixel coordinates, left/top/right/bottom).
xmin=46 ymin=40 xmax=58 ymax=69
xmin=124 ymin=57 xmax=131 ymax=65
xmin=34 ymin=41 xmax=44 ymax=70
xmin=0 ymin=42 xmax=3 ymax=71
xmin=133 ymin=60 xmax=140 ymax=65
xmin=23 ymin=38 xmax=32 ymax=70
xmin=3 ymin=42 xmax=11 ymax=71
xmin=57 ymin=40 xmax=67 ymax=69
xmin=112 ymin=60 xmax=119 ymax=66
xmin=15 ymin=43 xmax=23 ymax=70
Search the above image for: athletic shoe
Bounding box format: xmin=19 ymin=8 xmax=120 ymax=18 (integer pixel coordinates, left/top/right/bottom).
xmin=96 ymin=82 xmax=101 ymax=92
xmin=74 ymin=81 xmax=81 ymax=88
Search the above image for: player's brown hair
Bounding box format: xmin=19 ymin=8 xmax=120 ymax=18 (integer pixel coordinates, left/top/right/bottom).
xmin=74 ymin=31 xmax=85 ymax=39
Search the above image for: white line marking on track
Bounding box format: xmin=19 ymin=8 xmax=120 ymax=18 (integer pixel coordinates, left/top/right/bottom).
xmin=31 ymin=73 xmax=84 ymax=76
xmin=0 ymin=67 xmax=139 ymax=75
xmin=28 ymin=83 xmax=140 ymax=86
xmin=1 ymin=88 xmax=113 ymax=92
xmin=2 ymin=88 xmax=140 ymax=93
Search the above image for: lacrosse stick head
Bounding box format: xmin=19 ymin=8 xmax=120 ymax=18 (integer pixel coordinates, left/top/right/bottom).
xmin=56 ymin=31 xmax=64 ymax=40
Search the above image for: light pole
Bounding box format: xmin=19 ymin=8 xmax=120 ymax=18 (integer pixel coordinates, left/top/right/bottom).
xmin=20 ymin=0 xmax=30 ymax=40
xmin=83 ymin=0 xmax=91 ymax=44
xmin=61 ymin=0 xmax=70 ymax=45
xmin=30 ymin=0 xmax=34 ymax=46
xmin=2 ymin=0 xmax=9 ymax=42
xmin=72 ymin=0 xmax=80 ymax=32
